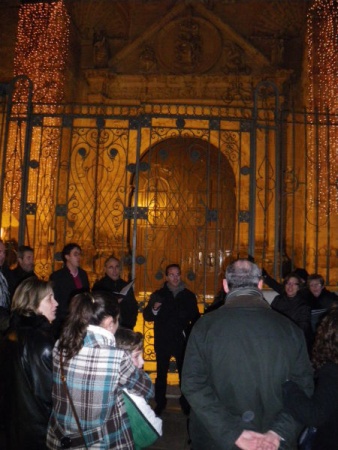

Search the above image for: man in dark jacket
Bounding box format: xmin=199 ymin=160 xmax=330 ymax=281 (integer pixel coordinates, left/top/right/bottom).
xmin=306 ymin=273 xmax=338 ymax=333
xmin=143 ymin=263 xmax=200 ymax=416
xmin=92 ymin=255 xmax=138 ymax=329
xmin=182 ymin=259 xmax=314 ymax=450
xmin=50 ymin=243 xmax=89 ymax=338
xmin=10 ymin=245 xmax=36 ymax=297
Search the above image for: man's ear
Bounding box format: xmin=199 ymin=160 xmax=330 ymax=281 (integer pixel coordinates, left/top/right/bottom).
xmin=258 ymin=279 xmax=263 ymax=290
xmin=223 ymin=279 xmax=230 ymax=293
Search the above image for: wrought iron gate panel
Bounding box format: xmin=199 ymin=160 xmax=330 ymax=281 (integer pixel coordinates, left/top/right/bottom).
xmin=0 ymin=77 xmax=34 ymax=266
xmin=134 ymin=115 xmax=243 ymax=310
xmin=0 ymin=78 xmax=336 ymax=371
xmin=280 ymin=109 xmax=337 ymax=285
xmin=49 ymin=116 xmax=134 ymax=283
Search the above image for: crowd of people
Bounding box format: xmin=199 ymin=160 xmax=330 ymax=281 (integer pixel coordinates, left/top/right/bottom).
xmin=0 ymin=239 xmax=337 ymax=450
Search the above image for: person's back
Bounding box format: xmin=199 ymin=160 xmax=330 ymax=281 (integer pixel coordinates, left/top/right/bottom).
xmin=189 ymin=304 xmax=311 ymax=433
xmin=182 ymin=259 xmax=314 ymax=450
xmin=47 ymin=292 xmax=153 ymax=450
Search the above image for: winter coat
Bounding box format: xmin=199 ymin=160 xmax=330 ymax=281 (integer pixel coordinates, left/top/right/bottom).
xmin=0 ymin=312 xmax=55 ymax=450
xmin=182 ymin=288 xmax=314 ymax=450
xmin=271 ymin=292 xmax=311 ymax=333
xmin=49 ymin=266 xmax=89 ymax=337
xmin=283 ymin=362 xmax=338 ymax=450
xmin=143 ymin=282 xmax=200 ymax=351
xmin=47 ymin=325 xmax=154 ymax=450
xmin=92 ymin=276 xmax=139 ymax=329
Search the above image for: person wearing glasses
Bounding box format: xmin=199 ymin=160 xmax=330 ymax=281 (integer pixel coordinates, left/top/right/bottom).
xmin=271 ymin=273 xmax=312 ymax=349
xmin=143 ymin=263 xmax=200 ymax=416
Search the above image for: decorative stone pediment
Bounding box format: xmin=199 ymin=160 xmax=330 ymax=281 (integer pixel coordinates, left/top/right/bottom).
xmin=84 ymin=1 xmax=292 ymax=104
xmin=109 ymin=2 xmax=273 ymax=75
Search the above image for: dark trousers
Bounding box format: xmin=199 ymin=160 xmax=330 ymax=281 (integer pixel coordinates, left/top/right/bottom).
xmin=155 ymin=340 xmax=185 ymax=407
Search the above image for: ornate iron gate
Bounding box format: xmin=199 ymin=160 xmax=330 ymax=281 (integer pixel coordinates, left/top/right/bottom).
xmin=0 ymin=76 xmax=336 ymax=364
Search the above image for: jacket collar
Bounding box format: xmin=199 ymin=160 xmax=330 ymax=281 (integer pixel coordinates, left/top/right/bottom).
xmin=224 ymin=287 xmax=270 ymax=309
xmin=165 ymin=280 xmax=185 ymax=297
xmin=87 ymin=324 xmax=116 ymax=345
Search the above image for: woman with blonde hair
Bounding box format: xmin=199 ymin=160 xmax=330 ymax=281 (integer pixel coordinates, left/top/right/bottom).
xmin=0 ymin=276 xmax=58 ymax=450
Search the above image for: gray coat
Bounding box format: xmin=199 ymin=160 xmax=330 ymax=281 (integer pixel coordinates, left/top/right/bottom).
xmin=182 ymin=288 xmax=314 ymax=450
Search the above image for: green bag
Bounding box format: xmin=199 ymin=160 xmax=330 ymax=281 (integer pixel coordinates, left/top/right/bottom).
xmin=123 ymin=391 xmax=160 ymax=449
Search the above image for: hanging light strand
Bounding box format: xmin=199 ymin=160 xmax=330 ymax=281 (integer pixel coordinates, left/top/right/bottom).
xmin=14 ymin=0 xmax=70 ymax=104
xmin=307 ymin=0 xmax=338 ymax=213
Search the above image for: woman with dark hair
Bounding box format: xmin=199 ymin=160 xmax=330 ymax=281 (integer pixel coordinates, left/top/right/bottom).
xmin=47 ymin=291 xmax=154 ymax=450
xmin=0 ymin=277 xmax=58 ymax=450
xmin=271 ymin=273 xmax=312 ymax=344
xmin=283 ymin=306 xmax=338 ymax=449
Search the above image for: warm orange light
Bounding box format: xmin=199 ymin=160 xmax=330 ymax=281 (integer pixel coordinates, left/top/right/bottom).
xmin=307 ymin=0 xmax=338 ymax=213
xmin=14 ymin=0 xmax=70 ymax=104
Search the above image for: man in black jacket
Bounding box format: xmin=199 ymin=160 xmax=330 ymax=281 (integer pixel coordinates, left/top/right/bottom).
xmin=10 ymin=245 xmax=36 ymax=297
xmin=143 ymin=263 xmax=200 ymax=416
xmin=50 ymin=243 xmax=89 ymax=338
xmin=92 ymin=256 xmax=138 ymax=330
xmin=306 ymin=273 xmax=338 ymax=333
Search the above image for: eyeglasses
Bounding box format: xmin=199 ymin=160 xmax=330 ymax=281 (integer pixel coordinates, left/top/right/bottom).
xmin=167 ymin=273 xmax=180 ymax=278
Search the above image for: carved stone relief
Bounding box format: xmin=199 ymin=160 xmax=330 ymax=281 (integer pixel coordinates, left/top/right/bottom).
xmin=156 ymin=16 xmax=222 ymax=74
xmin=93 ymin=30 xmax=110 ymax=68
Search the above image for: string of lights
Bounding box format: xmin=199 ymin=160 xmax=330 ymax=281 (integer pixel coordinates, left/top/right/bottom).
xmin=10 ymin=1 xmax=70 ymax=253
xmin=307 ymin=0 xmax=338 ymax=214
xmin=14 ymin=0 xmax=70 ymax=104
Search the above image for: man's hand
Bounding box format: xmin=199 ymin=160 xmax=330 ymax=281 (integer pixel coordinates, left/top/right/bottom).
xmin=261 ymin=430 xmax=281 ymax=449
xmin=235 ymin=430 xmax=281 ymax=450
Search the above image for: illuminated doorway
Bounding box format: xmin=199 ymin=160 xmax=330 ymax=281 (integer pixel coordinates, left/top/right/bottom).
xmin=134 ymin=137 xmax=236 ymax=303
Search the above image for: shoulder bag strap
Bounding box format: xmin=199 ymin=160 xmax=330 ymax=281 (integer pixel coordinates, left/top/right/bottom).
xmin=60 ymin=353 xmax=88 ymax=449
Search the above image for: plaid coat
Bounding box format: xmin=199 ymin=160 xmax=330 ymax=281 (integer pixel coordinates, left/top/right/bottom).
xmin=46 ymin=325 xmax=154 ymax=449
